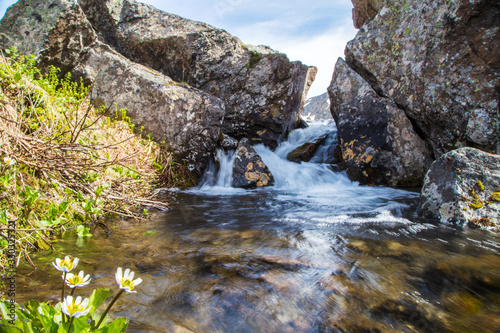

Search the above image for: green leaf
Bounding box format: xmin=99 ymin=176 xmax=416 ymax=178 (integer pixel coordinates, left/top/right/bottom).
xmin=13 ymin=73 xmax=22 ymax=83
xmin=95 ymin=317 xmax=129 ymax=333
xmin=0 ymin=324 xmax=23 ymax=333
xmin=71 ymin=316 xmax=92 ymax=332
xmin=88 ymin=288 xmax=114 ymax=316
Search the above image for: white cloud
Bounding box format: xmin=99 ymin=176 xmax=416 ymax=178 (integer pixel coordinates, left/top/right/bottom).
xmin=228 ymin=17 xmax=357 ymax=97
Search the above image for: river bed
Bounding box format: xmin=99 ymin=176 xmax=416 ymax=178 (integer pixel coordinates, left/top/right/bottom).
xmin=17 ymin=122 xmax=500 ymax=332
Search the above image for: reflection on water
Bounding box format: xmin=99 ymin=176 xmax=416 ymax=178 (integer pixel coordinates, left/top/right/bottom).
xmin=17 ymin=123 xmax=500 ymax=332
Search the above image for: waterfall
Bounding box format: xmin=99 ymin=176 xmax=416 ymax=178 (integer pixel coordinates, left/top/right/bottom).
xmin=198 ymin=121 xmax=345 ymax=191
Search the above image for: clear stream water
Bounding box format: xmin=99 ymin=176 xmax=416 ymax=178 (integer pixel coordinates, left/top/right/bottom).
xmin=18 ymin=122 xmax=500 ymax=332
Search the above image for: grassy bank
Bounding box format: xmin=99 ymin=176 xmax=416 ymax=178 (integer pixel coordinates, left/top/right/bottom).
xmin=0 ymin=49 xmax=188 ymax=273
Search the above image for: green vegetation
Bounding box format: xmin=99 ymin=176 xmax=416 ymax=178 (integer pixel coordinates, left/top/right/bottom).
xmin=0 ymin=48 xmax=189 ymax=273
xmin=247 ymin=50 xmax=263 ymax=69
xmin=0 ymin=256 xmax=141 ymax=332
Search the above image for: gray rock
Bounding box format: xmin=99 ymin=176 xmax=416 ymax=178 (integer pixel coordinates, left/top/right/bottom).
xmin=79 ymin=0 xmax=317 ymax=148
xmin=220 ymin=134 xmax=238 ymax=151
xmin=232 ymin=140 xmax=274 ymax=188
xmin=417 ymin=148 xmax=500 ymax=229
xmin=74 ymin=43 xmax=225 ymax=178
xmin=328 ymin=58 xmax=433 ymax=186
xmin=343 ymin=0 xmax=499 ymax=157
xmin=0 ymin=0 xmax=96 ymax=74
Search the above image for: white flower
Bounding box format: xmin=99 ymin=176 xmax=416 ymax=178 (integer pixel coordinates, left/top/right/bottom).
xmin=3 ymin=157 xmax=16 ymax=166
xmin=52 ymin=256 xmax=79 ymax=273
xmin=61 ymin=296 xmax=92 ymax=318
xmin=115 ymin=267 xmax=142 ymax=293
xmin=65 ymin=270 xmax=91 ymax=288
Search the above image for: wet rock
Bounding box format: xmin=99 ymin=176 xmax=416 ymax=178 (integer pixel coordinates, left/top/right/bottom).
xmin=340 ymin=0 xmax=500 ymax=159
xmin=0 ymin=0 xmax=225 ymax=179
xmin=423 ymin=254 xmax=500 ymax=294
xmin=286 ymin=135 xmax=327 ymax=163
xmin=79 ymin=0 xmax=317 ymax=148
xmin=417 ymin=147 xmax=500 ymax=229
xmin=328 ymin=58 xmax=433 ymax=186
xmin=220 ymin=133 xmax=238 ymax=151
xmin=232 ymin=140 xmax=274 ymax=188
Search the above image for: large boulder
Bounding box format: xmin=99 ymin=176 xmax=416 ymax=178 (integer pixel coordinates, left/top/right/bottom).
xmin=329 ymin=58 xmax=433 ymax=186
xmin=417 ymin=148 xmax=500 ymax=230
xmin=232 ymin=140 xmax=274 ymax=188
xmin=73 ymin=44 xmax=225 ymax=178
xmin=344 ymin=0 xmax=499 ymax=157
xmin=0 ymin=0 xmax=225 ymax=178
xmin=78 ymin=0 xmax=317 ymax=148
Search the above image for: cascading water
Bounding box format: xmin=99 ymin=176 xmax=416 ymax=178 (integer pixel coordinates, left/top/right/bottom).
xmin=196 ymin=120 xmax=416 ymax=220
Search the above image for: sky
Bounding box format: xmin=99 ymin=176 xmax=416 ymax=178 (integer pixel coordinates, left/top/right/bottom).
xmin=0 ymin=0 xmax=358 ymax=97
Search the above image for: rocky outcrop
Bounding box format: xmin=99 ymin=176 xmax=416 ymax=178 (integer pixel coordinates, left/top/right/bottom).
xmin=329 ymin=58 xmax=433 ymax=186
xmin=79 ymin=0 xmax=317 ymax=149
xmin=417 ymin=148 xmax=500 ymax=230
xmin=302 ymin=93 xmax=332 ymax=122
xmin=330 ymin=0 xmax=500 ymax=186
xmin=232 ymin=140 xmax=274 ymax=188
xmin=0 ymin=0 xmax=225 ymax=178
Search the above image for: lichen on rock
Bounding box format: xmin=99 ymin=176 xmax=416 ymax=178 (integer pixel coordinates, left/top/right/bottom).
xmin=417 ymin=147 xmax=500 ymax=230
xmin=232 ymin=139 xmax=274 ymax=188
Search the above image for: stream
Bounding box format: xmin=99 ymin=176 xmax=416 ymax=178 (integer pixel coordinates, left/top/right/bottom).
xmin=18 ymin=122 xmax=500 ymax=332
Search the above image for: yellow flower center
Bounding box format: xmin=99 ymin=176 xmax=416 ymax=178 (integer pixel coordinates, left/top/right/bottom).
xmin=68 ymin=275 xmax=84 ymax=285
xmin=121 ymin=279 xmax=135 ymax=290
xmin=67 ymin=300 xmax=85 ymax=315
xmin=61 ymin=259 xmax=73 ymax=269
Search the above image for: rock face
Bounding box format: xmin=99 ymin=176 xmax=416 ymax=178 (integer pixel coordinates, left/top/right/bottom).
xmin=79 ymin=0 xmax=317 ymax=148
xmin=417 ymin=148 xmax=500 ymax=230
xmin=329 ymin=58 xmax=433 ymax=186
xmin=232 ymin=140 xmax=274 ymax=188
xmin=330 ymin=0 xmax=500 ymax=186
xmin=302 ymin=93 xmax=332 ymax=122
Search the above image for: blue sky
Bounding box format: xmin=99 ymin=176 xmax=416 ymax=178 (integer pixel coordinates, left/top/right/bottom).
xmin=0 ymin=0 xmax=357 ymax=96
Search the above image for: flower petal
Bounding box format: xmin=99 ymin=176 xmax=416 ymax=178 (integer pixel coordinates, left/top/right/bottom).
xmin=133 ymin=278 xmax=143 ymax=286
xmin=116 ymin=267 xmax=123 ymax=285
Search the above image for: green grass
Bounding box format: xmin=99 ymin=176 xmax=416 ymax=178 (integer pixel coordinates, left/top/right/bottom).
xmin=0 ymin=48 xmax=177 ymax=272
